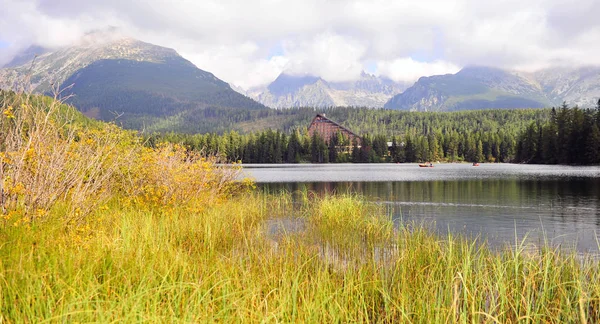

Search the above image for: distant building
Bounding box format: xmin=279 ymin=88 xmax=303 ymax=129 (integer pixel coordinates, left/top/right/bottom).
xmin=307 ymin=114 xmax=361 ymax=145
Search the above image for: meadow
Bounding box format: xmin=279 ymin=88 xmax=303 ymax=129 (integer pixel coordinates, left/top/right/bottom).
xmin=2 ymin=92 xmax=600 ymax=323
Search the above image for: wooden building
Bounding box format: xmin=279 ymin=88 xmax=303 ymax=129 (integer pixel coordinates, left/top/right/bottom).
xmin=307 ymin=114 xmax=361 ymax=145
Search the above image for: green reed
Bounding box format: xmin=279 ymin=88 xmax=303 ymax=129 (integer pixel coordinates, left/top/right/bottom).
xmin=1 ymin=192 xmax=599 ymax=323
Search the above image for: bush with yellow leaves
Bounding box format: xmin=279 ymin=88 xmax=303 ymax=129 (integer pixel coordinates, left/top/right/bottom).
xmin=0 ymin=90 xmax=250 ymax=224
xmin=120 ymin=143 xmax=249 ymax=213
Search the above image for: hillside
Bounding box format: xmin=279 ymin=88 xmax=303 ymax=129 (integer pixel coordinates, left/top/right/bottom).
xmin=0 ymin=33 xmax=266 ymax=132
xmin=384 ymin=66 xmax=552 ymax=111
xmin=196 ymin=106 xmax=551 ymax=138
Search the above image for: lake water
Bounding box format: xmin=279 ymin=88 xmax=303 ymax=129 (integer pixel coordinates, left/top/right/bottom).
xmin=242 ymin=163 xmax=600 ymax=255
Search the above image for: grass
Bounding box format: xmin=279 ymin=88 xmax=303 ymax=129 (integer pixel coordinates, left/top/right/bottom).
xmin=2 ymin=193 xmax=600 ymax=322
xmin=2 ymin=92 xmax=600 ymax=322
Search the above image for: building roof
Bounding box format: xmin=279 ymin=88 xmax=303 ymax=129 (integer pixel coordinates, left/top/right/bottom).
xmin=309 ymin=113 xmax=360 ymax=138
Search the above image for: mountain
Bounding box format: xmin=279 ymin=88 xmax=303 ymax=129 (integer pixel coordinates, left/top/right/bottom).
xmin=2 ymin=45 xmax=50 ymax=68
xmin=384 ymin=66 xmax=600 ymax=111
xmin=249 ymin=72 xmax=408 ymax=109
xmin=533 ymin=66 xmax=600 ymax=108
xmin=384 ymin=66 xmax=552 ymax=111
xmin=0 ymin=33 xmax=265 ymax=132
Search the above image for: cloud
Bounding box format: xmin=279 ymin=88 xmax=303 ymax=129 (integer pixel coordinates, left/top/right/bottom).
xmin=0 ymin=0 xmax=599 ymax=88
xmin=377 ymin=58 xmax=460 ymax=83
xmin=282 ymin=33 xmax=367 ymax=83
xmin=181 ymin=42 xmax=289 ymax=90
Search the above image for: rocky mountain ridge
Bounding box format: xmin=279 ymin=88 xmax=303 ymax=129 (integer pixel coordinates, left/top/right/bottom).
xmin=3 ymin=33 xmax=599 ymax=119
xmin=384 ymin=66 xmax=600 ymax=111
xmin=239 ymin=72 xmax=409 ymax=109
xmin=0 ymin=35 xmax=186 ymax=94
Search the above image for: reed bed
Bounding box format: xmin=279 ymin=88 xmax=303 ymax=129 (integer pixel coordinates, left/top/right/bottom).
xmin=1 ymin=193 xmax=600 ymax=323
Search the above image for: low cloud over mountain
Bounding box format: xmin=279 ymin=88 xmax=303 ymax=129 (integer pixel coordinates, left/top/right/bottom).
xmin=1 ymin=0 xmax=600 ymax=90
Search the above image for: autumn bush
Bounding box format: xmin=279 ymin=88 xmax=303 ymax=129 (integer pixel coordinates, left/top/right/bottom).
xmin=0 ymin=91 xmax=249 ymax=225
xmin=120 ymin=143 xmax=247 ymax=212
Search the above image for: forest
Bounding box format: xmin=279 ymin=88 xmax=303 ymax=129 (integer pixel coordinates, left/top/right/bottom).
xmin=152 ymin=103 xmax=600 ymax=165
xmin=514 ymin=101 xmax=600 ymax=165
xmin=148 ymin=108 xmax=533 ymax=163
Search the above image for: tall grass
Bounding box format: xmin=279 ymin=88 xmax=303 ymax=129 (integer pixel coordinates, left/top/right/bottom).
xmin=2 ymin=193 xmax=600 ymax=322
xmin=1 ymin=92 xmax=600 ymax=322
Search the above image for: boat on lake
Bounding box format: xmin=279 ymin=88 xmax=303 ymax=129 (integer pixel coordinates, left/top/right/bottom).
xmin=419 ymin=163 xmax=434 ymax=168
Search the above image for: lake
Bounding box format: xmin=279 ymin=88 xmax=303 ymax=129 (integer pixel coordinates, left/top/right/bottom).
xmin=242 ymin=163 xmax=600 ymax=255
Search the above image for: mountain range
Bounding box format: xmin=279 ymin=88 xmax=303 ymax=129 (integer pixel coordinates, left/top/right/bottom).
xmin=239 ymin=72 xmax=409 ymax=108
xmin=239 ymin=65 xmax=600 ymax=111
xmin=1 ymin=33 xmax=600 ymax=134
xmin=384 ymin=66 xmax=600 ymax=111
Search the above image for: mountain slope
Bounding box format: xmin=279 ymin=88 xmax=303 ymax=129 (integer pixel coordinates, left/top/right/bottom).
xmin=384 ymin=66 xmax=600 ymax=111
xmin=0 ymin=34 xmax=265 ymax=132
xmin=533 ymin=66 xmax=600 ymax=108
xmin=0 ymin=36 xmax=180 ymax=93
xmin=384 ymin=66 xmax=552 ymax=111
xmin=256 ymin=77 xmax=335 ymax=108
xmin=250 ymin=72 xmax=407 ymax=109
xmin=2 ymin=45 xmax=50 ymax=69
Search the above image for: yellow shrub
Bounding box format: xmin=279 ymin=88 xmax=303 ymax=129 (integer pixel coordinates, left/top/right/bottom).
xmin=0 ymin=91 xmax=252 ymax=224
xmin=121 ymin=143 xmax=247 ymax=212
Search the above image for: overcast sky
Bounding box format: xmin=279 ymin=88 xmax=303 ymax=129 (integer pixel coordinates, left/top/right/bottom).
xmin=1 ymin=0 xmax=599 ymax=89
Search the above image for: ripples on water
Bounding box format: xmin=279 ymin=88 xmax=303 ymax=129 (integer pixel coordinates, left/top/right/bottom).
xmin=244 ymin=163 xmax=600 ymax=255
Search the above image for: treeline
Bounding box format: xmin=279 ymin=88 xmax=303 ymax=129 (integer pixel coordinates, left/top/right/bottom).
xmin=150 ymin=105 xmax=600 ymax=165
xmin=149 ymin=108 xmax=560 ymax=163
xmin=143 ymin=105 xmax=552 ymax=135
xmin=218 ymin=106 xmax=550 ymax=137
xmin=150 ymin=127 xmax=517 ymax=164
xmin=515 ymin=101 xmax=600 ymax=165
xmin=287 ymin=107 xmax=550 ymax=137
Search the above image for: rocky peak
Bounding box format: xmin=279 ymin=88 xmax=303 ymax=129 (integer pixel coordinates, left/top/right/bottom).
xmin=267 ymin=73 xmax=323 ymax=97
xmin=251 ymin=71 xmax=408 ymax=109
xmin=0 ymin=35 xmax=186 ymax=93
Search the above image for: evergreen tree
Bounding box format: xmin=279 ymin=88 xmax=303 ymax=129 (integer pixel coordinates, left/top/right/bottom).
xmin=556 ymin=103 xmax=571 ymax=164
xmin=310 ymin=132 xmax=328 ymax=163
xmin=310 ymin=132 xmax=320 ymax=163
xmin=596 ymin=98 xmax=600 ymax=128
xmin=417 ymin=136 xmax=429 ymax=162
xmin=464 ymin=135 xmax=477 ymax=162
xmin=404 ymin=134 xmax=416 ymax=162
xmin=351 ymin=139 xmax=360 ymax=163
xmin=475 ymin=140 xmax=484 ymax=163
xmin=359 ymin=135 xmax=373 ymax=163
xmin=328 ymin=135 xmax=338 ymax=163
xmin=541 ymin=122 xmax=558 ymax=164
xmin=390 ymin=136 xmax=405 ymax=163
xmin=586 ymin=123 xmax=600 ymax=164
xmin=428 ymin=134 xmax=441 ymax=162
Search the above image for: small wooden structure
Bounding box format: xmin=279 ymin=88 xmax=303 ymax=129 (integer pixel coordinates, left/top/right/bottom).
xmin=307 ymin=114 xmax=361 ymax=145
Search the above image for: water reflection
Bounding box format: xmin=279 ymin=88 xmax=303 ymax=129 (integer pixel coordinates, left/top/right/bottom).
xmin=249 ymin=164 xmax=600 ymax=254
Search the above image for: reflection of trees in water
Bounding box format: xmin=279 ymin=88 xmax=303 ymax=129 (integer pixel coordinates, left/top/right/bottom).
xmin=259 ymin=178 xmax=600 ymax=254
xmin=262 ymin=180 xmax=599 ymax=214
